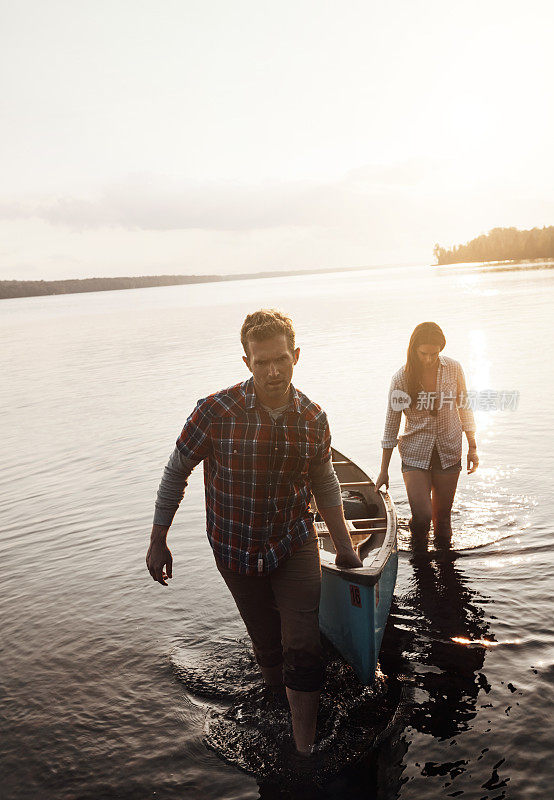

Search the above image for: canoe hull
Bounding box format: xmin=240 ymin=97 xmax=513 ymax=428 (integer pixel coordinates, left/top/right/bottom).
xmin=316 ymin=447 xmax=398 ymax=685
xmin=319 ymin=546 xmax=398 ymax=684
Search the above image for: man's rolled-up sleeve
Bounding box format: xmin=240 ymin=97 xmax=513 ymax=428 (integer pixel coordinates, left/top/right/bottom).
xmin=312 ymin=414 xmax=332 ymax=466
xmin=176 ymin=397 xmax=213 ymax=461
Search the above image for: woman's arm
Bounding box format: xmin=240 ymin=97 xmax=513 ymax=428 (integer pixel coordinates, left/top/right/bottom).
xmin=456 ymin=363 xmax=479 ymax=473
xmin=465 ymin=430 xmax=479 ymax=473
xmin=375 ymin=448 xmax=394 ymax=491
xmin=375 ymin=374 xmax=402 ymax=491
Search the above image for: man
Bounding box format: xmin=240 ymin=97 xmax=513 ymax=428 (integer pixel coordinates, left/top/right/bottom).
xmin=146 ymin=309 xmax=362 ymax=758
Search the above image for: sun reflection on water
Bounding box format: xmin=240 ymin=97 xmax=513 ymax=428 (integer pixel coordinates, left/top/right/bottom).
xmin=468 ymin=328 xmax=493 ymax=434
xmin=451 ymin=637 xmax=522 ymax=647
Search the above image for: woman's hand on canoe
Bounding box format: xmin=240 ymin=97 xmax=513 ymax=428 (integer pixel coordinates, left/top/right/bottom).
xmin=335 ymin=548 xmax=364 ymax=569
xmin=374 ymin=471 xmax=389 ymax=492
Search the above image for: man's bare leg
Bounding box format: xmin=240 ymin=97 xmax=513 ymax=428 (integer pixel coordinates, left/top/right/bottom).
xmin=260 ymin=663 xmax=284 ymax=689
xmin=286 ymin=688 xmax=320 ymax=754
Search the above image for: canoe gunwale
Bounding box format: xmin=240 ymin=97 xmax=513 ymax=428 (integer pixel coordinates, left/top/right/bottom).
xmin=318 ymin=448 xmax=398 ymax=588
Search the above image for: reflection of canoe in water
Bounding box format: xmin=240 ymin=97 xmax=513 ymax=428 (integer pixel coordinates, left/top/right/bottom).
xmin=315 ymin=447 xmax=398 ymax=685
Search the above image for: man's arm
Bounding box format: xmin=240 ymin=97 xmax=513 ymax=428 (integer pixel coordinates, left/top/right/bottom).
xmin=153 ymin=448 xmax=197 ymax=527
xmin=318 ymin=504 xmax=364 ymax=568
xmin=146 ymin=397 xmax=213 ymax=587
xmin=310 ymin=459 xmax=363 ymax=568
xmin=146 ymin=524 xmax=172 ymax=586
xmin=146 ymin=448 xmax=197 ymax=586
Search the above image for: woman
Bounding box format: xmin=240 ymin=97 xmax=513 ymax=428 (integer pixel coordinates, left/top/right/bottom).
xmin=375 ymin=322 xmax=479 ymax=548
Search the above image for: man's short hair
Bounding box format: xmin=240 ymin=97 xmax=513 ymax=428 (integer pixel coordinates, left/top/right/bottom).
xmin=240 ymin=309 xmax=296 ymax=356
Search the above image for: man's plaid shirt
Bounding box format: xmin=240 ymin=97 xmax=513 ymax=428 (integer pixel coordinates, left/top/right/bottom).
xmin=175 ymin=377 xmax=332 ymax=575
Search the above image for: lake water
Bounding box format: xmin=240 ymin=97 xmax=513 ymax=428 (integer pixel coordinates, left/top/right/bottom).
xmin=1 ymin=262 xmax=553 ymax=799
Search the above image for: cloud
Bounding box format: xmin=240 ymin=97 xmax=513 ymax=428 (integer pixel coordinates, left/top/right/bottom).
xmin=0 ymin=162 xmax=433 ymax=233
xmin=344 ymin=159 xmax=440 ymax=188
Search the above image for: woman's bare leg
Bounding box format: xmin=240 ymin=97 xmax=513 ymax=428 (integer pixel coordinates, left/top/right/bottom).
xmin=402 ymin=470 xmax=433 ymax=550
xmin=430 ymin=471 xmax=460 ymax=547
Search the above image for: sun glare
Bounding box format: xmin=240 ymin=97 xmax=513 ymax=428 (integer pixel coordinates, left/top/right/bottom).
xmin=451 ymin=637 xmax=522 ymax=648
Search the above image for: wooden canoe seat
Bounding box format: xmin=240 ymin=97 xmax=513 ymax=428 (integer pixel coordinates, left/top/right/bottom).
xmin=351 ymin=526 xmax=387 ymax=536
xmin=315 ymin=520 xmax=387 ymax=533
xmin=350 ymin=517 xmax=386 ymax=527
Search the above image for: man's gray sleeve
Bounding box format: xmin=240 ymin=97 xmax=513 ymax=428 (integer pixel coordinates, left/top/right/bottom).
xmin=309 ymin=458 xmax=342 ymax=509
xmin=153 ymin=448 xmax=198 ymax=527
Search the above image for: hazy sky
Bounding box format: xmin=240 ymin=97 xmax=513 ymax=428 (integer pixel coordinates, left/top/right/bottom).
xmin=1 ymin=0 xmax=553 ymax=280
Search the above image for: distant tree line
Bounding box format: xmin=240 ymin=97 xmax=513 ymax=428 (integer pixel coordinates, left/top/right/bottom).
xmin=0 ymin=266 xmax=353 ymax=300
xmin=433 ymin=226 xmax=554 ymax=265
xmin=0 ymin=274 xmax=229 ymax=299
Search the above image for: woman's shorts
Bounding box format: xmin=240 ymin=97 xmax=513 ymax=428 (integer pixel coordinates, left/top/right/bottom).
xmin=401 ymin=446 xmax=462 ymax=474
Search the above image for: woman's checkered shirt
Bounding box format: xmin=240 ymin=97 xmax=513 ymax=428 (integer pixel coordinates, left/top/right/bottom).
xmin=381 ymin=355 xmax=476 ymax=469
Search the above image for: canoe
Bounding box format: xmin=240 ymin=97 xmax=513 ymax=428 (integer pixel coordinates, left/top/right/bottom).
xmin=315 ymin=447 xmax=398 ymax=685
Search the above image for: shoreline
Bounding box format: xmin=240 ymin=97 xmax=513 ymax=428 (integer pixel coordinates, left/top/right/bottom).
xmin=3 ymin=257 xmax=553 ymax=300
xmin=0 ymin=265 xmax=376 ymax=300
xmin=435 ymin=256 xmax=554 ymax=268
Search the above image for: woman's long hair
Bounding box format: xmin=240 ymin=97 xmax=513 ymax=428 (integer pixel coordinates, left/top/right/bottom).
xmin=405 ymin=322 xmax=446 ymax=406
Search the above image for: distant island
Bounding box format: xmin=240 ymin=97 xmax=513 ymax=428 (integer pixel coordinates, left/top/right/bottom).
xmin=433 ymin=225 xmax=554 ymax=265
xmin=0 ymin=266 xmax=360 ymax=300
